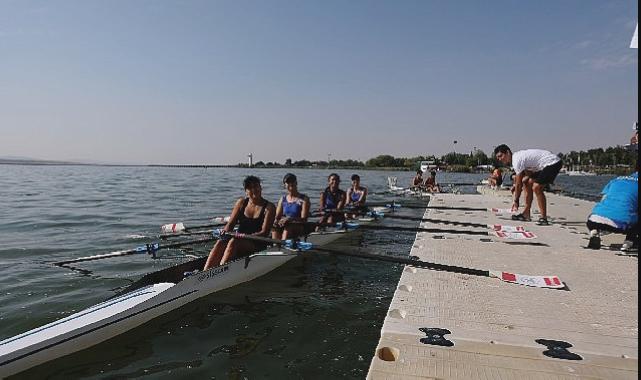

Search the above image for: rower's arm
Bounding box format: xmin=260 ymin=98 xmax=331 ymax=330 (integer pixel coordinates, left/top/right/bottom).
xmin=337 ymin=192 xmax=346 ymax=210
xmin=225 ymin=198 xmax=244 ymax=232
xmin=346 ymin=188 xmax=353 ymax=203
xmin=358 ymin=187 xmax=368 ymax=204
xmin=512 ymin=172 xmax=524 ymax=210
xmin=319 ymin=191 xmax=326 ymax=213
xmin=274 ymin=197 xmax=283 ymax=221
xmin=255 ymin=203 xmax=276 ymax=236
xmin=301 ymin=196 xmax=310 ymax=221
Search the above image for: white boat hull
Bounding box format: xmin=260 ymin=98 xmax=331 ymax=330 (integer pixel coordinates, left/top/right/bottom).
xmin=0 ymin=226 xmax=365 ymax=377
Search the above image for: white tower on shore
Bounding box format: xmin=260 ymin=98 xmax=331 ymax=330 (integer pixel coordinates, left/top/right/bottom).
xmin=248 ymin=153 xmax=253 ymax=168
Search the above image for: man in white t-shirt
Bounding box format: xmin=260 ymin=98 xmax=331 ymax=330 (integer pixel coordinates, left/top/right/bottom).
xmin=494 ymin=144 xmax=562 ymax=225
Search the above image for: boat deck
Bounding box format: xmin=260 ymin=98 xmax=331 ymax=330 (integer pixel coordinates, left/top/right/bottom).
xmin=367 ymin=189 xmax=638 ymax=379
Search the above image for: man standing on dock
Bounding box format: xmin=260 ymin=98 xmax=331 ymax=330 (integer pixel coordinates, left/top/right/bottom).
xmin=494 ymin=145 xmax=562 ymax=225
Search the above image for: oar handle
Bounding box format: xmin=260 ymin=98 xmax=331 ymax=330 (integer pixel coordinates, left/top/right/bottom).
xmin=221 ymin=231 xmax=313 ymax=250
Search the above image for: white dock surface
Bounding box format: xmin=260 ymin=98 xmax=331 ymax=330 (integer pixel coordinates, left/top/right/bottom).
xmin=367 ymin=190 xmax=638 ymax=379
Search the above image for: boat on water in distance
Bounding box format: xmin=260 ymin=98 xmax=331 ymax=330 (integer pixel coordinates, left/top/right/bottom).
xmin=565 ymin=170 xmax=597 ymax=176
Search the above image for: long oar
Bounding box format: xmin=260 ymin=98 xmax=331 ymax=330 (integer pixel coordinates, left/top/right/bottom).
xmin=53 ymin=237 xmax=218 ymax=266
xmin=338 ymin=222 xmax=535 ymax=239
xmin=222 ymin=232 xmax=564 ymax=289
xmin=312 ymin=245 xmax=565 ymax=289
xmin=160 ymin=217 xmax=229 ymax=234
xmin=372 ymin=214 xmax=526 ymax=232
xmin=440 ymin=182 xmax=482 ymax=186
xmin=366 ymin=201 xmax=487 ymax=211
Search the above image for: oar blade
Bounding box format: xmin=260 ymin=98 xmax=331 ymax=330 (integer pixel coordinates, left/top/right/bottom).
xmin=491 ymin=224 xmax=526 ymax=232
xmin=490 ymin=271 xmax=565 ymax=289
xmin=160 ymin=222 xmax=186 ymax=234
xmin=491 ymin=208 xmax=516 ymax=214
xmin=160 ymin=216 xmax=230 ymax=234
xmin=493 ymin=230 xmax=537 ymax=239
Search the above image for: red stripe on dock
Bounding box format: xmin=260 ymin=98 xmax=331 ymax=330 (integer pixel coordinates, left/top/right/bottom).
xmin=544 ymin=277 xmax=552 ymax=285
xmin=502 ymin=272 xmax=517 ymax=282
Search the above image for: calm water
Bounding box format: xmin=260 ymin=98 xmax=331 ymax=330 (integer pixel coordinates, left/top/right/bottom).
xmin=0 ymin=166 xmax=612 ymax=379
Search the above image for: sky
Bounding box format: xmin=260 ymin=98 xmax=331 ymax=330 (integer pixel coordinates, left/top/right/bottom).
xmin=0 ymin=0 xmax=637 ymax=165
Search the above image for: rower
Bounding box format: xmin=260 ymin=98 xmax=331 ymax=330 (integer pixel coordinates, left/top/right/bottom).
xmin=487 ymin=166 xmax=503 ymax=189
xmin=204 ymin=176 xmax=276 ymax=270
xmin=272 ymin=173 xmax=311 ymax=240
xmin=317 ymin=173 xmax=346 ymax=229
xmin=424 ymin=171 xmax=442 ymax=193
xmin=411 ymin=170 xmax=424 ymax=190
xmin=346 ymin=174 xmax=368 ymax=217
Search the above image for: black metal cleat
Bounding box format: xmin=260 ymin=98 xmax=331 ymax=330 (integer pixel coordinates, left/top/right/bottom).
xmin=419 ymin=328 xmax=454 ymax=347
xmin=536 ymin=339 xmax=583 ymax=360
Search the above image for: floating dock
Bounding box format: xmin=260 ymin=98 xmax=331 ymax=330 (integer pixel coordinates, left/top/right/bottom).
xmin=367 ymin=189 xmax=638 ymax=379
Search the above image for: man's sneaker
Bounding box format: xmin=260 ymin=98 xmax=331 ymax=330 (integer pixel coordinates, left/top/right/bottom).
xmin=587 ymin=230 xmax=601 ymax=250
xmin=621 ymin=240 xmax=638 ymax=252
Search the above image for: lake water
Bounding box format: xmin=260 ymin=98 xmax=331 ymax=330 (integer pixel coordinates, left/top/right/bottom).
xmin=0 ymin=165 xmax=613 ymax=379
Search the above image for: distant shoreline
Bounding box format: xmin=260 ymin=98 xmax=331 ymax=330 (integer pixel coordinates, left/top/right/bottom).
xmin=1 ymin=159 xmax=633 ymax=175
xmin=0 ymin=160 xmax=409 ymax=171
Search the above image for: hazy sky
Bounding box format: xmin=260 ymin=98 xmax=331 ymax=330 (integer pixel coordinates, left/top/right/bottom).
xmin=0 ymin=0 xmax=637 ymax=165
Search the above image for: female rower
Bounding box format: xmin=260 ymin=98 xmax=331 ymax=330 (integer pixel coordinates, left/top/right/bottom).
xmin=488 ymin=166 xmax=503 ymax=189
xmin=318 ymin=173 xmax=346 ymax=228
xmin=411 ymin=170 xmax=424 ymax=190
xmin=424 ymin=171 xmax=442 ymax=193
xmin=272 ymin=173 xmax=311 ymax=240
xmin=346 ymin=174 xmax=368 ymax=215
xmin=204 ymin=176 xmax=276 ymax=270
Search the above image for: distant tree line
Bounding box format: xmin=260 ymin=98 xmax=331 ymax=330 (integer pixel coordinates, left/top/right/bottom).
xmin=558 ymin=146 xmax=637 ymax=168
xmin=237 ymin=145 xmax=636 ymax=173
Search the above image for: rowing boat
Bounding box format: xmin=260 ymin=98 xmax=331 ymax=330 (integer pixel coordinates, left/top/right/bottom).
xmin=387 ymin=176 xmax=432 ymax=197
xmin=0 ymin=215 xmax=381 ymax=377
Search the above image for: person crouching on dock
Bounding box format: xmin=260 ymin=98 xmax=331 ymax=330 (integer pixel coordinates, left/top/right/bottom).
xmin=204 ymin=176 xmax=275 ymax=270
xmin=586 ymin=162 xmax=638 ymax=251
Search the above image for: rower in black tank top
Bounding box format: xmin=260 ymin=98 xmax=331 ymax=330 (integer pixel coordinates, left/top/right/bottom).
xmin=237 ymin=198 xmax=269 ymax=234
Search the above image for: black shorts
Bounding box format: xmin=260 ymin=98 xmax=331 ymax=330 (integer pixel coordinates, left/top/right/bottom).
xmin=531 ymin=160 xmax=562 ymax=185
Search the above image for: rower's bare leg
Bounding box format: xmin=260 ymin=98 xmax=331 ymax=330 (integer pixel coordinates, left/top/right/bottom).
xmin=283 ymin=224 xmax=303 ymax=240
xmin=315 ymin=216 xmax=327 ymax=232
xmin=281 ymin=228 xmax=289 ymax=241
xmin=219 ymin=238 xmax=238 ymax=265
xmin=204 ymin=240 xmax=227 ymax=270
xmin=532 ymin=182 xmax=547 ymax=219
xmin=220 ymin=239 xmax=257 ymax=265
xmin=522 ymin=177 xmax=533 ymax=219
xmin=272 ymin=229 xmax=282 ymax=240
